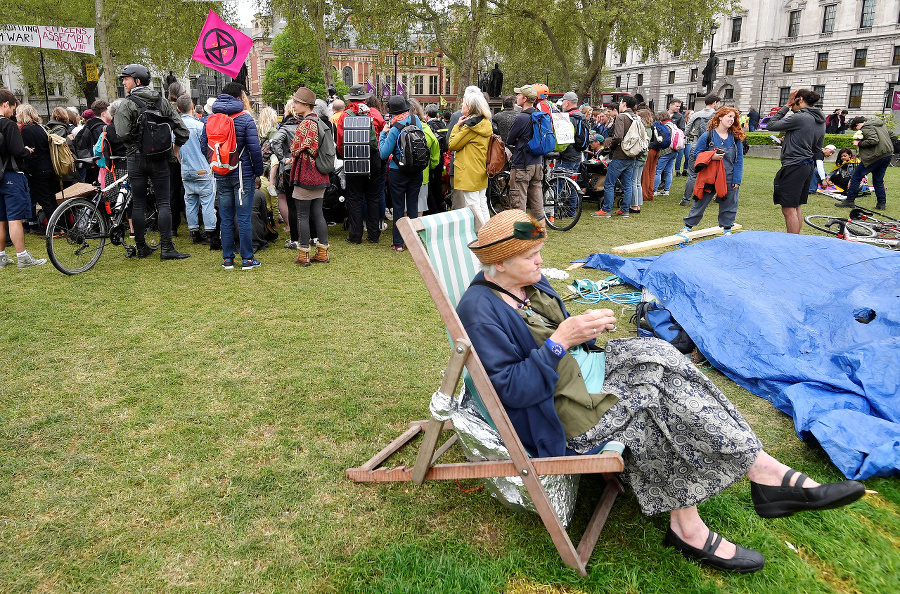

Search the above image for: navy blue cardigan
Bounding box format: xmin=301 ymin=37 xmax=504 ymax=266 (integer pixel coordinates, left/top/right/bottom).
xmin=457 ymin=272 xmax=598 ymax=458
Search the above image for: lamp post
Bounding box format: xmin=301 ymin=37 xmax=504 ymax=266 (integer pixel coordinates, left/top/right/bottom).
xmin=758 ymin=56 xmax=769 ymax=114
xmin=705 ymin=23 xmax=719 ymax=96
xmin=545 ymin=70 xmax=549 ymax=87
xmin=393 ymin=48 xmax=399 ymax=95
xmin=626 ymin=72 xmax=631 ymax=94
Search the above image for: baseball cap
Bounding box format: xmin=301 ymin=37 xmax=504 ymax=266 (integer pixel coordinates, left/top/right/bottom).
xmin=513 ymin=84 xmax=537 ymax=101
xmin=562 ymin=91 xmax=578 ymax=103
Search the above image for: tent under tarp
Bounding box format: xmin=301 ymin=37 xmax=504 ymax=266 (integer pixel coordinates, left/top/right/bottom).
xmin=581 ymin=231 xmax=900 ymax=480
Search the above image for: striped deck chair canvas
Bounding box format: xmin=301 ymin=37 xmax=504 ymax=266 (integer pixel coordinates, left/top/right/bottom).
xmin=345 ymin=209 xmax=625 ymax=577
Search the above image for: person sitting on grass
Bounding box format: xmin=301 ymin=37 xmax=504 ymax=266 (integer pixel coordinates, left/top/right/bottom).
xmin=823 ymin=148 xmax=859 ymax=193
xmin=457 ymin=209 xmax=866 ymax=574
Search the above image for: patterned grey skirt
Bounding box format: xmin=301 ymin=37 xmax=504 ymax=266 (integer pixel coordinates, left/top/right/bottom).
xmin=567 ymin=337 xmax=762 ymax=516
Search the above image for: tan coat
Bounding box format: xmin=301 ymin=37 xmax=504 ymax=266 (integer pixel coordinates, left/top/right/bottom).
xmin=448 ymin=116 xmax=492 ymax=191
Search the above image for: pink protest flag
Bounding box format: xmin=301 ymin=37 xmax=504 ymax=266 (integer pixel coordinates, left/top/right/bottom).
xmin=191 ymin=10 xmax=252 ymax=79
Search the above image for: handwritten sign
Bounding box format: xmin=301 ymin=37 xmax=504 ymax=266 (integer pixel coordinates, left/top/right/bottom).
xmin=0 ymin=24 xmax=95 ymax=54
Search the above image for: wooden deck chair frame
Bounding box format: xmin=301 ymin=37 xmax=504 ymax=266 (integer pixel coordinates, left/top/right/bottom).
xmin=345 ymin=211 xmax=624 ymax=576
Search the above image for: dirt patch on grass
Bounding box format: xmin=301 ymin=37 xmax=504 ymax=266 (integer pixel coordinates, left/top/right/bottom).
xmin=505 ymin=578 xmax=586 ymax=594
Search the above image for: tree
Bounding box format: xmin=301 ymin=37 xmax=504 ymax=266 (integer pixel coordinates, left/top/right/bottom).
xmin=260 ymin=21 xmax=349 ymax=106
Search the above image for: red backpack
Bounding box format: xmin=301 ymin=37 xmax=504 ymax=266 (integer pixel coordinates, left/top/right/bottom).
xmin=205 ymin=112 xmax=243 ymax=175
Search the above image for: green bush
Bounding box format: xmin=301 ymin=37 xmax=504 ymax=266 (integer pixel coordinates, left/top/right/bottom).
xmin=745 ymin=131 xmax=853 ymax=148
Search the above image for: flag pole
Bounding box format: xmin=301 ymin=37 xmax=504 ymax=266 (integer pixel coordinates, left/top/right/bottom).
xmin=40 ymin=50 xmax=52 ymax=121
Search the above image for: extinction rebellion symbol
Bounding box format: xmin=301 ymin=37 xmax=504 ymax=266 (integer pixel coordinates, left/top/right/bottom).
xmin=202 ymin=28 xmax=237 ymax=67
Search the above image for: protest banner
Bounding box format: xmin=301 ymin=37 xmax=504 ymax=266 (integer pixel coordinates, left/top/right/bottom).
xmin=0 ymin=24 xmax=95 ymax=54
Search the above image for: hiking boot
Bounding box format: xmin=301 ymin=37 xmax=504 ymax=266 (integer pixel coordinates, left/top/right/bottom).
xmin=312 ymin=242 xmax=330 ymax=263
xmin=136 ymin=241 xmax=158 ymax=259
xmin=0 ymin=253 xmax=10 ymax=269
xmin=17 ymin=252 xmax=47 ymax=268
xmin=834 ymin=199 xmax=856 ymax=208
xmin=241 ymin=258 xmax=261 ymax=270
xmin=208 ymin=232 xmax=221 ymax=250
xmin=190 ymin=229 xmax=205 ymax=244
xmin=876 ymin=201 xmax=886 ymax=210
xmin=294 ymin=245 xmax=311 ymax=266
xmin=222 ymin=257 xmax=234 ymax=270
xmin=160 ymin=241 xmax=190 ymax=260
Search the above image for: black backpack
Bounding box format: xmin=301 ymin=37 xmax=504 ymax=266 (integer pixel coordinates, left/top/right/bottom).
xmin=632 ymin=301 xmax=696 ymax=355
xmin=128 ymin=95 xmax=173 ymax=160
xmin=73 ymin=119 xmax=104 ymax=161
xmin=393 ymin=117 xmax=430 ymax=172
xmin=426 ymin=118 xmax=449 ymax=153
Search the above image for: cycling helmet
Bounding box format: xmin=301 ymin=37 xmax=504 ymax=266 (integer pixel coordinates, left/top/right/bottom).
xmin=120 ymin=64 xmax=151 ymax=86
xmin=533 ymin=83 xmax=550 ymax=100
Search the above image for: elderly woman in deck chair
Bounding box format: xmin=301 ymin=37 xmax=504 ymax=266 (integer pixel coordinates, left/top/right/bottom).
xmin=456 ymin=209 xmax=865 ymax=574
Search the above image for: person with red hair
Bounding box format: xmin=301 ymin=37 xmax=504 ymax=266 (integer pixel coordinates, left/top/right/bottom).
xmin=679 ymin=106 xmax=744 ymax=235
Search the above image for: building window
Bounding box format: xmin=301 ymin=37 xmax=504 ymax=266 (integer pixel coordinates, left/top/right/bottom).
xmin=817 ymin=52 xmax=829 ymax=70
xmin=812 ymin=85 xmax=825 ymax=106
xmin=725 ymin=60 xmax=735 ymax=76
xmin=342 ymin=66 xmax=353 ymax=88
xmin=788 ymin=11 xmax=801 ymax=38
xmin=779 ymin=87 xmax=792 ymax=106
xmin=665 ymin=93 xmax=674 ymax=106
xmin=783 ymin=55 xmax=794 ymax=73
xmin=822 ymin=4 xmax=836 ymax=33
xmin=445 ymin=74 xmax=451 ymax=95
xmin=615 ymin=75 xmax=622 ymax=88
xmin=687 ymin=93 xmax=696 ymax=108
xmin=413 ymin=56 xmax=425 ymax=67
xmin=690 ymin=68 xmax=698 ymax=82
xmin=673 ymin=48 xmax=681 ymax=58
xmin=724 ymin=88 xmax=734 ymax=100
xmin=848 ymin=83 xmax=864 ymax=108
xmin=428 ymin=75 xmax=438 ymax=95
xmin=860 ymin=0 xmax=875 ymax=28
xmin=731 ymin=17 xmax=742 ymax=42
xmin=668 ymin=70 xmax=675 ymax=84
xmin=893 ymin=46 xmax=900 ymax=66
xmin=854 ymin=49 xmax=867 ymax=67
xmin=385 ymin=54 xmax=395 ymax=66
xmin=413 ymin=75 xmax=423 ymax=95
xmin=619 ymin=50 xmax=626 ymax=64
xmin=637 ymin=73 xmax=644 ymax=86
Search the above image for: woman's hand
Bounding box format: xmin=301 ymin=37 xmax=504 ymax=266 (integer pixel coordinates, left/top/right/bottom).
xmin=711 ymin=151 xmax=724 ymax=161
xmin=732 ymin=183 xmax=740 ymax=189
xmin=549 ymin=309 xmax=617 ymax=350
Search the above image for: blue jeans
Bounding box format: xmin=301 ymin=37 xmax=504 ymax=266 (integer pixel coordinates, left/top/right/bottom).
xmin=809 ymin=170 xmax=823 ymax=193
xmin=557 ymin=159 xmax=582 ymax=173
xmin=630 ymin=160 xmax=643 ymax=207
xmin=654 ymin=151 xmax=678 ymax=191
xmin=183 ymin=173 xmax=217 ymax=231
xmin=602 ymin=158 xmax=634 ymax=212
xmin=388 ymin=168 xmax=423 ymax=247
xmin=846 ymin=155 xmax=890 ymax=202
xmin=216 ymin=175 xmax=255 ymax=260
xmin=675 ymin=143 xmax=691 ymax=172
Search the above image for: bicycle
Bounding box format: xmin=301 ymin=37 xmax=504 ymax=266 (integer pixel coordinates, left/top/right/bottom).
xmin=487 ymin=154 xmax=583 ymax=231
xmin=803 ymin=207 xmax=900 ymax=250
xmin=45 ymin=161 xmax=160 ymax=274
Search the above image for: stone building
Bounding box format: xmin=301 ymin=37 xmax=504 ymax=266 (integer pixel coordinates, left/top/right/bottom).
xmin=609 ymin=0 xmax=900 ymax=117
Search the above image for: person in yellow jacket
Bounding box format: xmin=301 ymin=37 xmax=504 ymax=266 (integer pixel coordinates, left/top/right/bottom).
xmin=448 ymin=92 xmax=493 ymax=223
xmin=410 ymin=98 xmax=441 ymax=215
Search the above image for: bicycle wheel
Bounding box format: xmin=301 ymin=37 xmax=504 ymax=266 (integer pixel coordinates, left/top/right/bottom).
xmin=544 ymin=177 xmax=582 ymax=231
xmin=803 ymin=215 xmax=876 ymax=238
xmin=890 ymin=154 xmax=900 ymax=168
xmin=144 ymin=190 xmax=161 ymax=249
xmin=46 ymin=198 xmax=109 ymax=274
xmin=488 ymin=171 xmax=511 ymax=215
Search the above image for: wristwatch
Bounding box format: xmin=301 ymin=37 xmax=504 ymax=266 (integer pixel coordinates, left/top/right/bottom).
xmin=546 ymin=339 xmax=565 ymax=357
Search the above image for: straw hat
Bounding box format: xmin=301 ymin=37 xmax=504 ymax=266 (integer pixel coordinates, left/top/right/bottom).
xmin=468 ymin=210 xmax=547 ymax=265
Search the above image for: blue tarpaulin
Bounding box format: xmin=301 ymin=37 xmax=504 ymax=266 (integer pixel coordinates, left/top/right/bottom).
xmin=582 ymin=231 xmax=900 ymax=479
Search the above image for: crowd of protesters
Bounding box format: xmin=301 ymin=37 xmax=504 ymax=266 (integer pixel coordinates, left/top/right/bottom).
xmin=2 ymin=63 xmax=896 ymax=273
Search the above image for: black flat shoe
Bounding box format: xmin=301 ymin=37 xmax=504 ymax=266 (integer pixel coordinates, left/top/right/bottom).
xmin=664 ymin=527 xmax=765 ymax=573
xmin=750 ymin=469 xmax=865 ymax=519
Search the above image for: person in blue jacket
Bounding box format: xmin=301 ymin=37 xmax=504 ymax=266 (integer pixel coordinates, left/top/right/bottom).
xmin=680 ymin=106 xmax=744 ymax=235
xmin=200 ymin=83 xmax=265 ymax=270
xmin=457 ymin=209 xmax=865 ymax=573
xmin=379 ymin=95 xmax=425 ymax=251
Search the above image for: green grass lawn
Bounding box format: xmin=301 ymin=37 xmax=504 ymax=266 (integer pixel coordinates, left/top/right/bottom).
xmin=1 ymin=158 xmax=898 ymax=593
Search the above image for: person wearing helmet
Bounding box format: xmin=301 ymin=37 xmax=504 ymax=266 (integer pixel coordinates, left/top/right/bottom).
xmin=533 ymin=83 xmax=554 ymax=115
xmin=113 ymin=64 xmax=191 ymax=260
